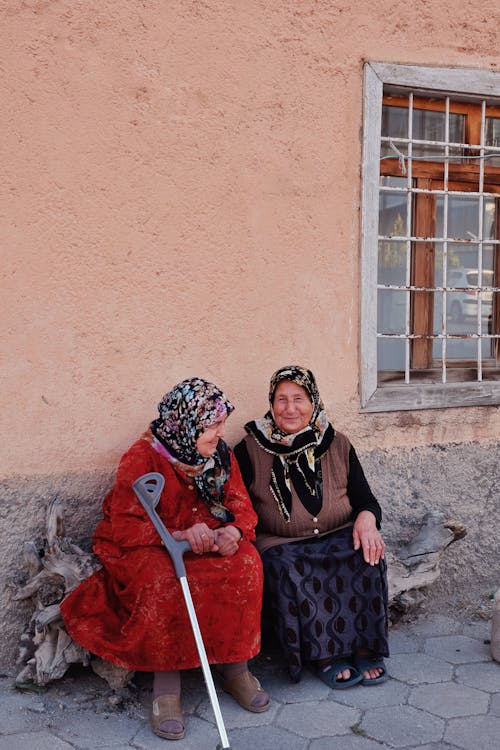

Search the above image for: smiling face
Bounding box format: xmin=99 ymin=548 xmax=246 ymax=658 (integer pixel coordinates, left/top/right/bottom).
xmin=195 ymin=415 xmax=227 ymax=457
xmin=272 ymin=380 xmax=313 ymax=435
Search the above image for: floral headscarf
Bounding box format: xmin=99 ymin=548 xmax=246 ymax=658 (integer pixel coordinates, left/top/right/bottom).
xmin=244 ymin=366 xmax=334 ymax=521
xmin=150 ymin=378 xmax=235 ymax=523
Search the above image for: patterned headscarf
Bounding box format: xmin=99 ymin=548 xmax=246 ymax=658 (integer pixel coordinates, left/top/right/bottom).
xmin=244 ymin=365 xmax=334 ymax=521
xmin=151 ymin=378 xmax=235 ymax=522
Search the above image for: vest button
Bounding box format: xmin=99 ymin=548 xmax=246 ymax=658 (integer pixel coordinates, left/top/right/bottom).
xmin=313 ymin=528 xmax=319 ymax=534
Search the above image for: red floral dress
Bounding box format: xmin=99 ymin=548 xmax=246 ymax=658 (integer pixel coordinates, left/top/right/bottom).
xmin=61 ymin=439 xmax=263 ymax=671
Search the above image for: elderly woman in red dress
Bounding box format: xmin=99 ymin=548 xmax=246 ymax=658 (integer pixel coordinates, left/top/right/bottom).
xmin=62 ymin=378 xmax=269 ymax=741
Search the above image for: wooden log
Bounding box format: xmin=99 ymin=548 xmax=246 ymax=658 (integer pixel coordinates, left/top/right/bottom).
xmin=387 ymin=512 xmax=467 ymax=621
xmin=14 ymin=497 xmax=102 ymax=687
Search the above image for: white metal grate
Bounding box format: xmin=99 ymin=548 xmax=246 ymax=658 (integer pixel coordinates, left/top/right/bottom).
xmin=377 ymin=92 xmax=500 ymax=385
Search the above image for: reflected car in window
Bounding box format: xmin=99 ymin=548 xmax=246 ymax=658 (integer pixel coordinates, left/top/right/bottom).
xmin=446 ymin=269 xmax=494 ymax=322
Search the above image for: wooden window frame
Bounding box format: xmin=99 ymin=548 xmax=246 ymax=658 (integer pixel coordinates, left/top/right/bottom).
xmin=361 ymin=62 xmax=500 ymax=412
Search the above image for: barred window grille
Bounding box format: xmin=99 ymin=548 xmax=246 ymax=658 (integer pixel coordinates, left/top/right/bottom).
xmin=361 ymin=64 xmax=500 ymax=411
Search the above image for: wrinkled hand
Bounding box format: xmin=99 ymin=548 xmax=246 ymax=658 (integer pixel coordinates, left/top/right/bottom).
xmin=214 ymin=525 xmax=242 ymax=557
xmin=353 ymin=511 xmax=385 ymax=566
xmin=172 ymin=523 xmax=218 ymax=555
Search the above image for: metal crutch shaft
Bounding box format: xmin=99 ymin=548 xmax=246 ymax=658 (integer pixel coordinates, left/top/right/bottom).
xmin=132 ymin=472 xmax=232 ymax=750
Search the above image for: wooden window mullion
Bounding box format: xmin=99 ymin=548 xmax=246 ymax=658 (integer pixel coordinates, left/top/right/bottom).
xmin=412 ymin=178 xmax=435 ymax=368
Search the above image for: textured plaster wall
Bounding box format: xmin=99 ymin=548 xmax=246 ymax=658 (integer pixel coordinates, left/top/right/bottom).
xmin=1 ymin=0 xmax=500 ymax=664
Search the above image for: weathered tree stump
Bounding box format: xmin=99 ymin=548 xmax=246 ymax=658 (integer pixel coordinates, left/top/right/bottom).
xmin=14 ymin=499 xmax=466 ymax=688
xmin=14 ymin=496 xmax=130 ymax=689
xmin=387 ymin=512 xmax=467 ymax=621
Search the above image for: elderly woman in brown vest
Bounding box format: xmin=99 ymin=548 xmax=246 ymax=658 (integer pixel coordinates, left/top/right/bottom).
xmin=234 ymin=366 xmax=389 ymax=689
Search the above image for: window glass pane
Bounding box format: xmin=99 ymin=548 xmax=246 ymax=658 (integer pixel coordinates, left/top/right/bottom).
xmin=433 ymin=285 xmax=490 ymax=359
xmin=381 ymin=106 xmax=408 ymax=138
xmin=491 ymin=292 xmax=499 ymax=338
xmin=382 ymin=107 xmax=465 ymax=159
xmin=485 ymin=117 xmax=500 ymax=146
xmin=434 ymin=243 xmax=444 ymax=288
xmin=435 ymin=242 xmax=494 ymax=276
xmin=485 ymin=117 xmax=500 ymax=166
xmin=483 ymin=198 xmax=497 ymax=240
xmin=432 ymin=335 xmax=491 ymax=359
xmin=378 ymin=177 xmax=408 ymax=286
xmin=436 ymin=196 xmax=496 ymax=243
xmin=463 ymin=269 xmax=494 ymax=325
xmin=380 ymin=176 xmax=407 ymax=188
xmin=436 ymin=196 xmax=480 ymax=240
xmin=436 ymin=291 xmax=476 ymax=332
xmin=411 ymin=144 xmax=464 ymax=161
xmin=411 ymin=110 xmax=465 ymax=160
xmin=378 ymin=190 xmax=407 ymax=238
xmin=412 ymin=109 xmax=464 ymax=143
xmin=378 ymin=241 xmax=407 ymax=286
xmin=378 ymin=338 xmax=405 ymax=371
xmin=378 ymin=289 xmax=406 ymax=334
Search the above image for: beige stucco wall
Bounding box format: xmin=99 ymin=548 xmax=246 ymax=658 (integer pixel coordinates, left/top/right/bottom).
xmin=2 ymin=0 xmax=500 ymax=480
xmin=1 ymin=1 xmax=500 ymax=664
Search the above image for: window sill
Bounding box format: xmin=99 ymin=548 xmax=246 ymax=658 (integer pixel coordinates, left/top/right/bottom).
xmin=361 ymin=380 xmax=500 ymax=412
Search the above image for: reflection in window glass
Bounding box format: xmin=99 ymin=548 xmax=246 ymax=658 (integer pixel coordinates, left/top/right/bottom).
xmin=434 ymin=246 xmax=479 ymax=287
xmin=485 ymin=118 xmax=500 ymax=167
xmin=381 ymin=107 xmax=465 ymax=161
xmin=381 ymin=106 xmax=408 ymax=139
xmin=378 ymin=289 xmax=406 ymax=334
xmin=412 ymin=110 xmax=465 ymax=160
xmin=483 ymin=199 xmax=497 ymax=240
xmin=432 ymin=279 xmax=495 ymax=359
xmin=485 ymin=117 xmax=500 ymax=147
xmin=482 ymin=245 xmax=495 ymax=275
xmin=434 ymin=243 xmax=495 ymax=283
xmin=439 ymin=199 xmax=496 ymax=243
xmin=436 ymin=195 xmax=480 ymax=240
xmin=412 ymin=109 xmax=464 ymax=143
xmin=380 ymin=176 xmax=407 ymax=188
xmin=378 ymin=338 xmax=405 ymax=372
xmin=378 ymin=241 xmax=407 ymax=286
xmin=432 ymin=335 xmax=492 ymax=360
xmin=378 ymin=191 xmax=407 ymax=238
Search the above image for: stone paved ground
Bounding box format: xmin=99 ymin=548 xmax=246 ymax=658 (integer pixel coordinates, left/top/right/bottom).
xmin=1 ymin=613 xmax=499 ymax=750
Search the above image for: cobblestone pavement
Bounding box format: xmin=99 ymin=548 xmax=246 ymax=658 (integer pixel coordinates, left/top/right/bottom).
xmin=1 ymin=613 xmax=499 ymax=750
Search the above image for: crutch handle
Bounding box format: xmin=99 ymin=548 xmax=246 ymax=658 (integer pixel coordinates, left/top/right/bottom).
xmin=132 ymin=472 xmax=191 ymax=579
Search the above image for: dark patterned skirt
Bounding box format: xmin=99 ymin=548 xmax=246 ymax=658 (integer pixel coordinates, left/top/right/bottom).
xmin=261 ymin=525 xmax=389 ymax=681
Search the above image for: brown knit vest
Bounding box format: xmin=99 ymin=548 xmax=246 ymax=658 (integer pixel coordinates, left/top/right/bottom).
xmin=243 ymin=430 xmax=354 ymax=554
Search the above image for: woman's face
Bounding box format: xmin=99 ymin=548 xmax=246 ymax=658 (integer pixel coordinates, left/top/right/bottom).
xmin=196 ymin=415 xmax=227 ymax=457
xmin=272 ymin=380 xmax=313 ymax=434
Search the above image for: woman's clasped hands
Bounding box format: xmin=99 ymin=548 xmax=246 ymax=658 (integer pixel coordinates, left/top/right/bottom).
xmin=172 ymin=523 xmax=241 ymax=557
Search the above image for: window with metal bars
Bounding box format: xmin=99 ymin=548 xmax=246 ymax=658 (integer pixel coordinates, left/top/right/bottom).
xmin=361 ymin=63 xmax=500 ymax=411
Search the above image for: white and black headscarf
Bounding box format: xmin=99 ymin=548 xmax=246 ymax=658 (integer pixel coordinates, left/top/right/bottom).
xmin=244 ymin=366 xmax=334 ymax=521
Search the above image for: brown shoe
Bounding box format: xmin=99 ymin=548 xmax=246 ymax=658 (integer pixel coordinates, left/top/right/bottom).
xmin=221 ymin=670 xmax=270 ymax=713
xmin=151 ymin=694 xmax=185 ymax=740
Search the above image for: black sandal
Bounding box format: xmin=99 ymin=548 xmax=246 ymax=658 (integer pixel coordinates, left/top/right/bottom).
xmin=316 ymin=657 xmax=363 ymax=689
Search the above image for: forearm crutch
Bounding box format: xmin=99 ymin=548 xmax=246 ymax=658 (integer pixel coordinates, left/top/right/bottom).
xmin=132 ymin=472 xmax=232 ymax=750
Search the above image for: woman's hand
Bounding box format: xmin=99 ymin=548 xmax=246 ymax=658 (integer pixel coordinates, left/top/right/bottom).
xmin=214 ymin=525 xmax=242 ymax=557
xmin=352 ymin=511 xmax=385 ymax=566
xmin=172 ymin=523 xmax=218 ymax=555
